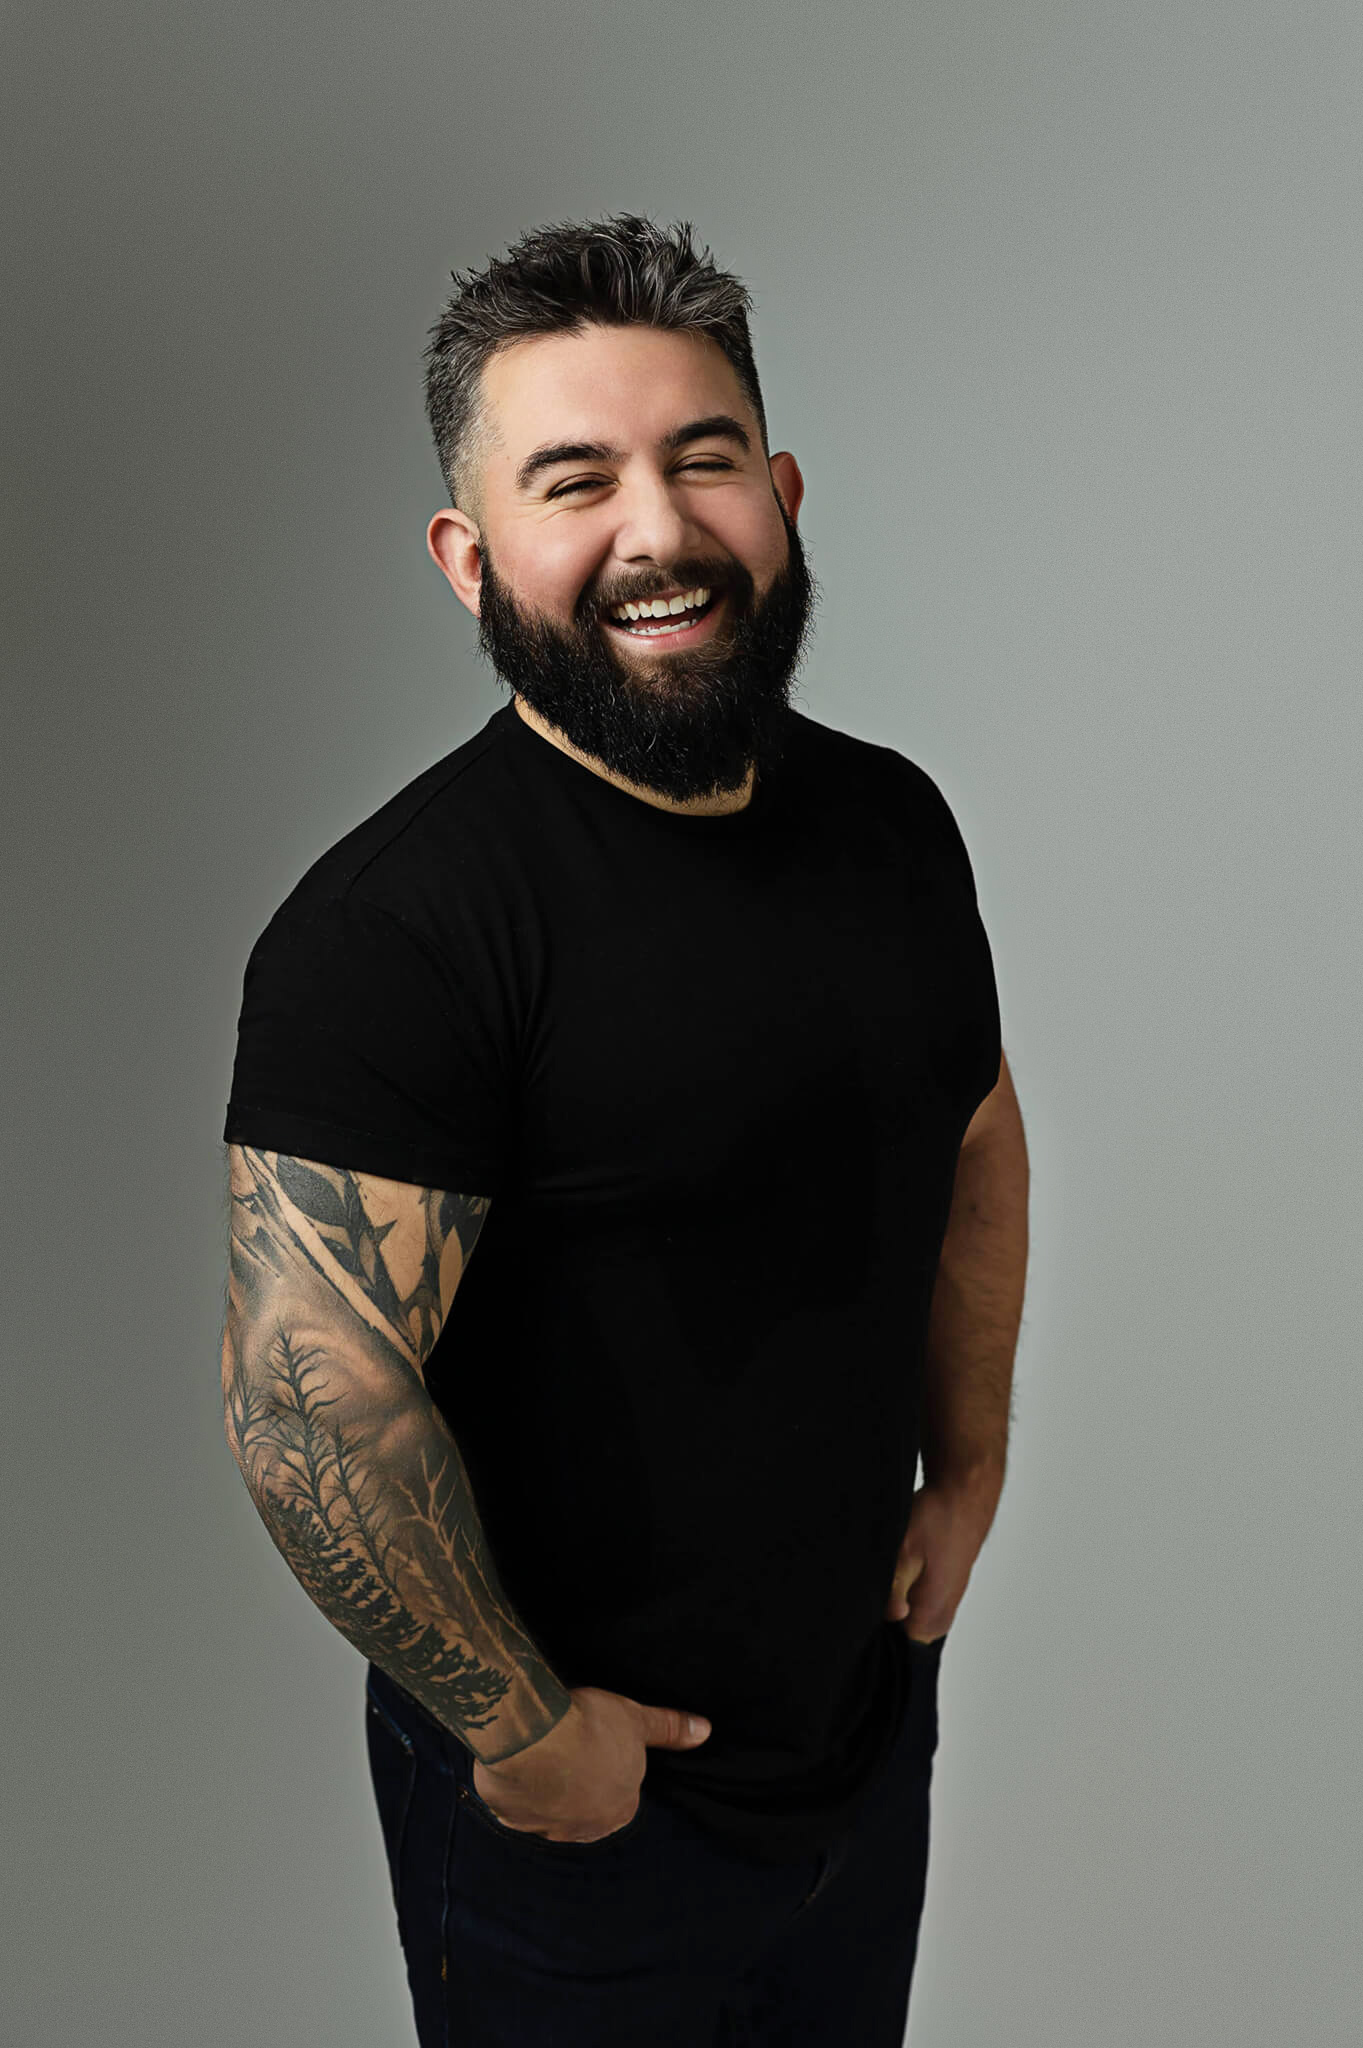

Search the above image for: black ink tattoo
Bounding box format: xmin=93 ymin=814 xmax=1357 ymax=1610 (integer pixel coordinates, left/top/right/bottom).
xmin=223 ymin=1148 xmax=571 ymax=1760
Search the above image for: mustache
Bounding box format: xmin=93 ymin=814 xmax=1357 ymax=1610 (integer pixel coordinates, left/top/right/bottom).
xmin=579 ymin=561 xmax=752 ymax=623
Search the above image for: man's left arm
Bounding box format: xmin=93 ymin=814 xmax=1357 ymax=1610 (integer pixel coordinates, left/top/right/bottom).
xmin=885 ymin=1048 xmax=1030 ymax=1642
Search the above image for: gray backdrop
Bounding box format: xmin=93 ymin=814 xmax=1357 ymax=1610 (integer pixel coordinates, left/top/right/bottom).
xmin=5 ymin=2 xmax=1360 ymax=2042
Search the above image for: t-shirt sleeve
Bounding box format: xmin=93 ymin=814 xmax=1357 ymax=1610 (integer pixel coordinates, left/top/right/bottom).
xmin=897 ymin=754 xmax=985 ymax=908
xmin=223 ymin=888 xmax=515 ymax=1197
xmin=886 ymin=748 xmax=1003 ymax=1112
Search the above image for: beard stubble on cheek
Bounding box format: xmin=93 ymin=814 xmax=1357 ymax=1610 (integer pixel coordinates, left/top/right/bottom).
xmin=474 ymin=509 xmax=818 ymax=804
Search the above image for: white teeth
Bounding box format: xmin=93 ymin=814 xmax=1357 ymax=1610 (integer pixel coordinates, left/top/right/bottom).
xmin=610 ymin=585 xmax=712 ymax=624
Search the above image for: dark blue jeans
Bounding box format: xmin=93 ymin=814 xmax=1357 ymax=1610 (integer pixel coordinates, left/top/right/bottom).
xmin=364 ymin=1636 xmax=944 ymax=2047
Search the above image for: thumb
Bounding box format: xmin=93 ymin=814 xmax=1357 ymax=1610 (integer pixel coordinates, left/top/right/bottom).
xmin=638 ymin=1702 xmax=712 ymax=1749
xmin=886 ymin=1551 xmax=925 ymax=1620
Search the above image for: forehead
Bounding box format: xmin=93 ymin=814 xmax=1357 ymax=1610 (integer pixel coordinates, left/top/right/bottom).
xmin=479 ymin=324 xmax=752 ymax=455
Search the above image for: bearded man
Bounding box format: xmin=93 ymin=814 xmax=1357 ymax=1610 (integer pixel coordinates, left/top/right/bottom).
xmin=221 ymin=212 xmax=1028 ymax=2047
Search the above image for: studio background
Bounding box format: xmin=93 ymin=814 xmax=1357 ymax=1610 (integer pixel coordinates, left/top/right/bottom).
xmin=5 ymin=3 xmax=1359 ymax=2043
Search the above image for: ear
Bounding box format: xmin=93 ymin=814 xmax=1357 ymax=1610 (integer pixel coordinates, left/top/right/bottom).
xmin=768 ymin=450 xmax=805 ymax=526
xmin=427 ymin=508 xmax=485 ymax=619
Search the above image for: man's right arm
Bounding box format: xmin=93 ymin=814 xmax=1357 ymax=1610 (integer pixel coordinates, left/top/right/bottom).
xmin=220 ymin=1144 xmax=572 ymax=1763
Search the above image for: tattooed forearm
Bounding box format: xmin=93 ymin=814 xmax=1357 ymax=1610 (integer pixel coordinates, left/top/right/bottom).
xmin=222 ymin=1147 xmax=572 ymax=1764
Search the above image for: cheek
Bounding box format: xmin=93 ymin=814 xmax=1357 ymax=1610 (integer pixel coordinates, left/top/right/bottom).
xmin=719 ymin=498 xmax=788 ymax=584
xmin=504 ymin=527 xmax=603 ymax=619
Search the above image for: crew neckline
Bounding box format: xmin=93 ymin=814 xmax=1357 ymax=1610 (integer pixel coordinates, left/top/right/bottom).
xmin=492 ymin=701 xmax=780 ymax=829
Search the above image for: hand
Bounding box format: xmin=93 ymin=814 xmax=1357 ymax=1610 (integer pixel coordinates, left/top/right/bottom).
xmin=884 ymin=1473 xmax=1002 ymax=1642
xmin=471 ymin=1686 xmax=711 ymax=1844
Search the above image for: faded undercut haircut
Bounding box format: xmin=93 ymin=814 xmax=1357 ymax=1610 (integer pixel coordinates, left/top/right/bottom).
xmin=422 ymin=213 xmax=769 ymax=523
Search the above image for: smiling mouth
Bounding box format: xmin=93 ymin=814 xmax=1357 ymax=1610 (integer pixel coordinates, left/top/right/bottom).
xmin=602 ymin=589 xmax=722 ymax=645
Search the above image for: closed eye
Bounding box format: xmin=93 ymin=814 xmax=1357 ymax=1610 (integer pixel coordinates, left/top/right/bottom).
xmin=549 ymin=461 xmax=734 ymax=500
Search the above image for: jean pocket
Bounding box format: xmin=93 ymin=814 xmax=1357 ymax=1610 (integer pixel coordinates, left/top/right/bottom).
xmin=365 ymin=1677 xmax=420 ymax=1913
xmin=458 ymin=1776 xmax=650 ymax=1858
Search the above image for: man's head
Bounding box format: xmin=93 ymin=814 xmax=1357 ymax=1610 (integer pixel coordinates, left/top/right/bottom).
xmin=424 ymin=216 xmax=817 ymax=806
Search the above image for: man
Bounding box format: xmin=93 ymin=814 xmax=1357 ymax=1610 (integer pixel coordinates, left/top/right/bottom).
xmin=221 ymin=214 xmax=1028 ymax=2047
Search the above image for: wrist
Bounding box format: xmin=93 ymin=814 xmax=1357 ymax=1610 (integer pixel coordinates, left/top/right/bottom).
xmin=472 ymin=1687 xmax=573 ymax=1769
xmin=470 ymin=1682 xmax=574 ymax=1768
xmin=922 ymin=1455 xmax=1005 ymax=1514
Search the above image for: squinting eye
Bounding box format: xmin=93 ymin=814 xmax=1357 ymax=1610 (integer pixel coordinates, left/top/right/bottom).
xmin=549 ymin=460 xmax=733 ymax=501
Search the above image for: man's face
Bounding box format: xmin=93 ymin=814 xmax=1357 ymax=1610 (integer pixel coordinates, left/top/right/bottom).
xmin=451 ymin=324 xmax=816 ymax=805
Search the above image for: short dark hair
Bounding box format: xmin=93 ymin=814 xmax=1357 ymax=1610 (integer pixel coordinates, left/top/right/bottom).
xmin=423 ymin=213 xmax=769 ymax=520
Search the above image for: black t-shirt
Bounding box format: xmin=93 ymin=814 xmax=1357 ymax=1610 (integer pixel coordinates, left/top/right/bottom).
xmin=224 ymin=699 xmax=1001 ymax=1864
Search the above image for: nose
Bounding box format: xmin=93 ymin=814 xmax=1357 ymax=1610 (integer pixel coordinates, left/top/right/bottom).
xmin=610 ymin=468 xmax=698 ymax=570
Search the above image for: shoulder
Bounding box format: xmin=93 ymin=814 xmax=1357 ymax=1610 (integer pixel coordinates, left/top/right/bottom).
xmin=783 ymin=707 xmax=982 ymax=900
xmin=247 ymin=711 xmax=521 ymax=954
xmin=783 ymin=706 xmax=961 ymax=822
xmin=297 ymin=716 xmax=512 ymax=905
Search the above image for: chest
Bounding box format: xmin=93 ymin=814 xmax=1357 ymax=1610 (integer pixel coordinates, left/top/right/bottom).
xmin=516 ymin=833 xmax=990 ymax=1228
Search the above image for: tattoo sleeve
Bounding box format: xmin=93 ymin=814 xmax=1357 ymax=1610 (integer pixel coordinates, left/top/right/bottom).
xmin=221 ymin=1146 xmax=572 ymax=1763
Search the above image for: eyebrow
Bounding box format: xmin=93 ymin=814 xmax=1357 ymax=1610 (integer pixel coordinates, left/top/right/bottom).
xmin=514 ymin=413 xmax=752 ymax=494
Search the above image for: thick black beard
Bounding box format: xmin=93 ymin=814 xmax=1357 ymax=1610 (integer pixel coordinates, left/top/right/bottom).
xmin=475 ymin=502 xmax=818 ymax=804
